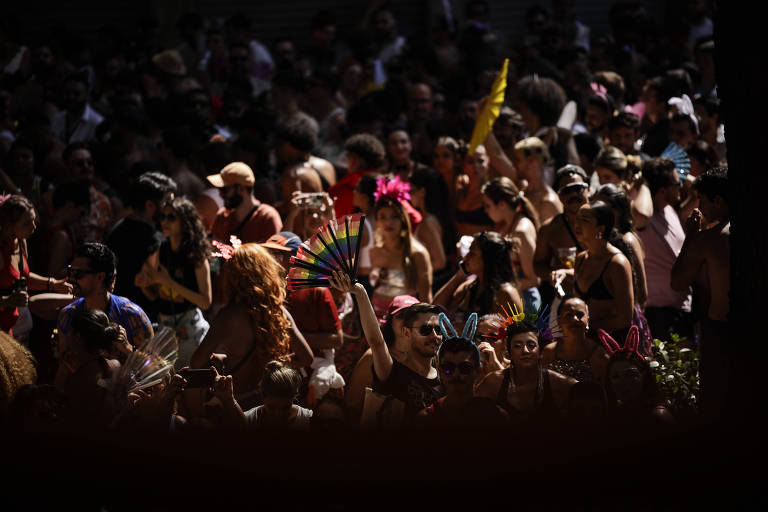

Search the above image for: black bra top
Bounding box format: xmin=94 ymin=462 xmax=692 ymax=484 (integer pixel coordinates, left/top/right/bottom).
xmin=574 ymin=253 xmax=618 ymax=301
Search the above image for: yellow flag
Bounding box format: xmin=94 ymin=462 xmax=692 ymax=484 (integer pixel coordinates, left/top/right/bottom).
xmin=468 ymin=58 xmax=509 ymax=156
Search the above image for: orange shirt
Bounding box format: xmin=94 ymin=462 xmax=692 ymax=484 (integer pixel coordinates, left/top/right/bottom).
xmin=211 ymin=203 xmax=282 ymax=244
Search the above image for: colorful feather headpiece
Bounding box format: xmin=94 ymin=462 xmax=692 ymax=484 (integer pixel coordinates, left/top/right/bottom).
xmin=482 ymin=301 xmax=561 ymax=344
xmin=374 ymin=176 xmax=411 ymax=204
xmin=211 ymin=235 xmax=242 ymax=260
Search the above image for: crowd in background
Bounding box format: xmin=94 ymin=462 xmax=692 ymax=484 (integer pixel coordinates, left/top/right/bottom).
xmin=0 ymin=1 xmax=729 ymax=436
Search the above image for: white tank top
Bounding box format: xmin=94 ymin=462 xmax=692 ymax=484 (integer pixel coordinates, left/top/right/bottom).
xmin=358 ymin=218 xmax=375 ymax=269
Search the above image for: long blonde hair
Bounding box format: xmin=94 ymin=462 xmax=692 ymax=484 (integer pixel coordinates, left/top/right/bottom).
xmin=222 ymin=243 xmax=291 ymax=367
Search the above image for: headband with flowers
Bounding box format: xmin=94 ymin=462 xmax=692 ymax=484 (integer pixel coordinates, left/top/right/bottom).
xmin=374 ymin=176 xmax=411 ymax=204
xmin=211 ymin=235 xmax=242 ymax=260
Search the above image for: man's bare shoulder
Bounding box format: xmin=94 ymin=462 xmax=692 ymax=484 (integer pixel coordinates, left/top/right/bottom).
xmin=539 ymin=213 xmax=563 ymax=233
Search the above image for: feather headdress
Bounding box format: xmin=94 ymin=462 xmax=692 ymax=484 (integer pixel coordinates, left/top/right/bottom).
xmin=374 ymin=176 xmax=411 ymax=204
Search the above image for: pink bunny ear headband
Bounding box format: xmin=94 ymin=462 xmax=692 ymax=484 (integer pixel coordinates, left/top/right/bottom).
xmin=590 ymin=82 xmax=608 ymax=101
xmin=597 ymin=325 xmax=643 ymax=359
xmin=211 ymin=235 xmax=243 ymax=260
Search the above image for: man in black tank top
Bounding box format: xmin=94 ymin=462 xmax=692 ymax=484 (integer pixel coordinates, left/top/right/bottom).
xmin=371 ymin=303 xmax=445 ymax=418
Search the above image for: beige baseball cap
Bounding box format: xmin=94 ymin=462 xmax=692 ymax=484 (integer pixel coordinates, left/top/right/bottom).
xmin=206 ymin=162 xmax=255 ymax=188
xmin=151 ymin=49 xmax=187 ymax=77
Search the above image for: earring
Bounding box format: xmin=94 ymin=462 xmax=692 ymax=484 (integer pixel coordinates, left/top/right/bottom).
xmin=400 ymin=230 xmax=407 ymax=238
xmin=596 ymin=231 xmax=602 ymax=239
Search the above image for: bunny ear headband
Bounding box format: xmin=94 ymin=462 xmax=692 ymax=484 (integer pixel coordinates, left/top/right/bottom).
xmin=211 ymin=235 xmax=243 ymax=260
xmin=590 ymin=82 xmax=608 ymax=101
xmin=668 ymin=94 xmax=699 ymax=134
xmin=597 ymin=325 xmax=642 ymax=358
xmin=437 ymin=312 xmax=481 ymax=362
xmin=481 ymin=300 xmax=561 ymax=344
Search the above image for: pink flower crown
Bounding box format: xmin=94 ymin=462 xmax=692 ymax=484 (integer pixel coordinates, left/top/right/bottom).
xmin=211 ymin=235 xmax=242 ymax=260
xmin=374 ymin=176 xmax=411 ymax=204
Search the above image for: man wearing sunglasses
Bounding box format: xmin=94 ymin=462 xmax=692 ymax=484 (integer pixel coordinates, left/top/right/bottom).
xmin=418 ymin=335 xmax=508 ymax=428
xmin=328 ymin=270 xmax=444 ymax=420
xmin=534 ymin=165 xmax=590 ymax=301
xmin=369 ymin=303 xmax=446 ymax=418
xmin=56 ymin=243 xmax=154 ymax=385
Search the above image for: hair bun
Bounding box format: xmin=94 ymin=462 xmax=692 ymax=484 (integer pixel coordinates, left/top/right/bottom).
xmin=504 ymin=235 xmax=521 ymax=254
xmin=264 ymin=360 xmax=284 ymax=373
xmin=103 ymin=323 xmax=121 ymax=343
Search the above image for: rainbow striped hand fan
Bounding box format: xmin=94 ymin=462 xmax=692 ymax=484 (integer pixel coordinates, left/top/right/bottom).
xmin=287 ymin=213 xmax=366 ymax=290
xmin=661 ymin=141 xmax=691 ymax=179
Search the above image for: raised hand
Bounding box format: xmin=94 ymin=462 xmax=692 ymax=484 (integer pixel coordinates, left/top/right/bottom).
xmin=210 ymin=366 xmax=235 ymax=404
xmin=51 ymin=279 xmax=73 ymax=295
xmin=328 ymin=268 xmax=354 ymax=294
xmin=684 ymin=208 xmax=704 ymax=237
xmin=113 ymin=325 xmax=133 ymax=355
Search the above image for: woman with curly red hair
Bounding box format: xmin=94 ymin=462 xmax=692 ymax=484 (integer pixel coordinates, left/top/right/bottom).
xmin=188 ymin=243 xmax=312 ymax=412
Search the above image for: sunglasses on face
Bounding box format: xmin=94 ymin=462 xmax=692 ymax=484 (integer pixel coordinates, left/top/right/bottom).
xmin=439 ymin=361 xmax=476 ymax=376
xmin=67 ymin=265 xmax=97 ymax=280
xmin=410 ymin=323 xmax=441 ymax=336
xmin=159 ymin=213 xmax=177 ymax=222
xmin=558 ymin=182 xmax=589 ymax=195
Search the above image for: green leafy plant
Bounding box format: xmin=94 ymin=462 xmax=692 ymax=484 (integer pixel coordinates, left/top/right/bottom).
xmin=647 ymin=333 xmax=699 ymax=420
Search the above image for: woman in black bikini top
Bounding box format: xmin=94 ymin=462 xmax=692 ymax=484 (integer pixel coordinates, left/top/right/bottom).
xmin=572 ymin=201 xmax=635 ymax=339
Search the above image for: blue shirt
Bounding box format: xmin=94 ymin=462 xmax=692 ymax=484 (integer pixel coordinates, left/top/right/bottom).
xmin=57 ymin=294 xmax=152 ymax=347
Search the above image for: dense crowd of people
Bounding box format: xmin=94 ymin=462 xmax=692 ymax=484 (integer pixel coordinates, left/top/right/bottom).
xmin=0 ymin=1 xmax=729 ymax=443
